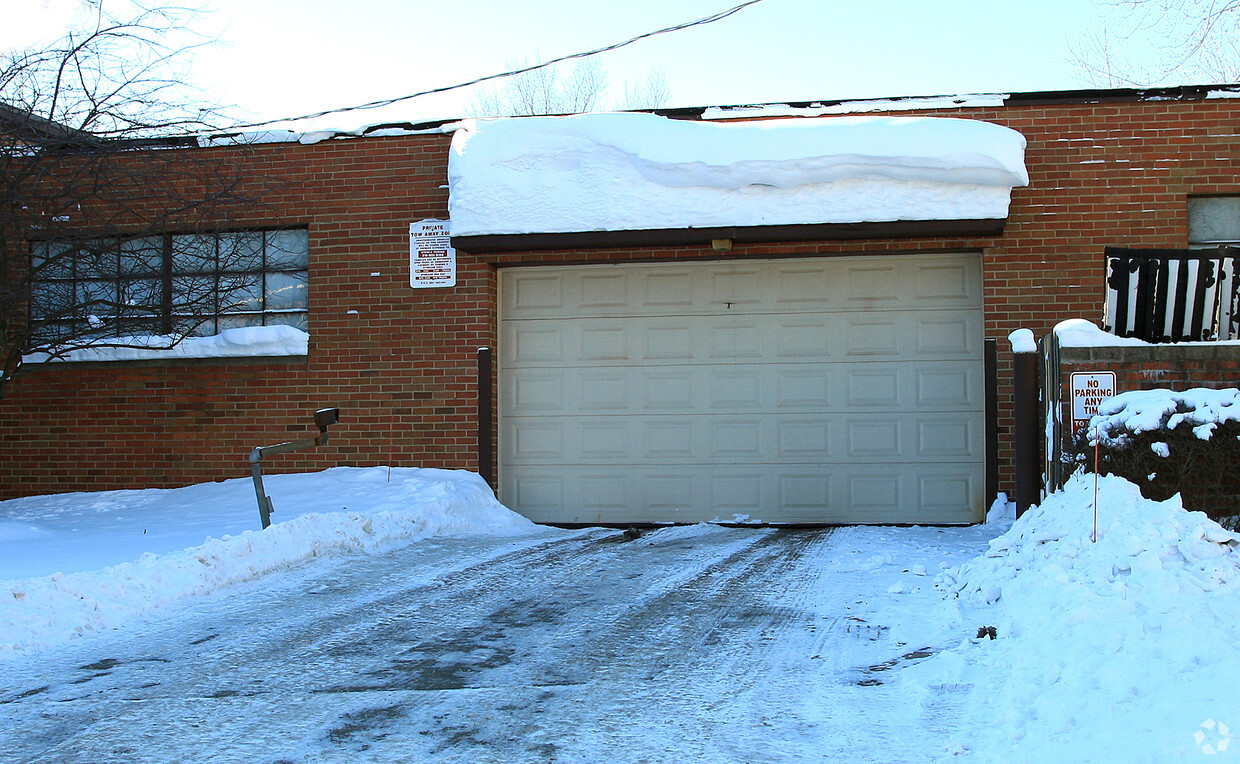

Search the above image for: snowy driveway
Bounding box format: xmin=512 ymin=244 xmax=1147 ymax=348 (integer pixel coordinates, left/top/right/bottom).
xmin=0 ymin=523 xmax=989 ymax=763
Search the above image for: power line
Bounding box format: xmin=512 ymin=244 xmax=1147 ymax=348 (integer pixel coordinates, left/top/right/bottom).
xmin=218 ymin=0 xmax=769 ymax=131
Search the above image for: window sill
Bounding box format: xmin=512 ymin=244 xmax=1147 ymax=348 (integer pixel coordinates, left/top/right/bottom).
xmin=22 ymin=326 xmax=309 ymax=365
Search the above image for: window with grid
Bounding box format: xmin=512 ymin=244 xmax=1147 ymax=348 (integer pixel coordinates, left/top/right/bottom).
xmin=29 ymin=228 xmax=309 ymax=343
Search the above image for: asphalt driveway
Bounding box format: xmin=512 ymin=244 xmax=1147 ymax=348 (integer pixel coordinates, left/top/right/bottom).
xmin=0 ymin=523 xmax=989 ymax=762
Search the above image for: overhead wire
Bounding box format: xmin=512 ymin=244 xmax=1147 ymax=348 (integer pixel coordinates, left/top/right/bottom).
xmin=216 ymin=0 xmax=768 ymax=131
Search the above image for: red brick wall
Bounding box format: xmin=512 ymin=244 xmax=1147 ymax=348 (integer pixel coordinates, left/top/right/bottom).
xmin=3 ymin=95 xmax=1240 ymax=504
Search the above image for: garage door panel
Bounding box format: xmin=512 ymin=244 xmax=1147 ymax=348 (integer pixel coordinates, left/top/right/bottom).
xmin=506 ymin=413 xmax=974 ymax=465
xmin=580 ymin=325 xmax=628 ymax=361
xmin=915 ymin=365 xmax=980 ymax=407
xmin=916 ymin=261 xmax=975 ymax=300
xmin=642 ymin=370 xmax=696 ymax=409
xmin=776 ymin=369 xmax=833 ymax=409
xmin=506 ymin=271 xmax=566 ymax=312
xmin=507 ymin=360 xmax=980 ymax=418
xmin=708 ymin=320 xmax=763 ymax=359
xmin=503 ymin=255 xmax=982 ymax=320
xmin=500 ymin=463 xmax=982 ymax=524
xmin=500 ymin=255 xmax=985 ymax=524
xmin=916 ymin=315 xmax=976 ymax=355
xmin=578 ymin=369 xmax=630 ymax=411
xmin=710 ymin=267 xmax=763 ymax=305
xmin=642 ymin=419 xmax=696 ymax=459
xmin=776 ymin=419 xmax=834 ymax=459
xmin=507 ymin=324 xmax=565 ymax=364
xmin=501 ymin=311 xmax=982 ymax=368
xmin=643 ymin=322 xmax=695 ymax=360
xmin=641 ymin=269 xmax=697 ymax=308
xmin=845 ymin=418 xmax=902 ymax=458
xmin=579 ymin=271 xmax=629 ymax=309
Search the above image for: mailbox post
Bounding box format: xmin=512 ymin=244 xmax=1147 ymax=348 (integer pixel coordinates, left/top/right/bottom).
xmin=250 ymin=408 xmax=340 ymax=529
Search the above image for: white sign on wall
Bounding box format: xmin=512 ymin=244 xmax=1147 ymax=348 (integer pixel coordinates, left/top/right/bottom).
xmin=409 ymin=219 xmax=456 ymax=288
xmin=1070 ymin=371 xmax=1116 ymax=435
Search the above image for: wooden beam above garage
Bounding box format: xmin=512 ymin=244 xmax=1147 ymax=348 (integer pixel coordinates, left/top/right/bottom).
xmin=451 ymin=218 xmax=1006 ymax=253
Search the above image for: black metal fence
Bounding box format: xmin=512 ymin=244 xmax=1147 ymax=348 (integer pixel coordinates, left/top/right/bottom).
xmin=1104 ymin=246 xmax=1240 ymax=342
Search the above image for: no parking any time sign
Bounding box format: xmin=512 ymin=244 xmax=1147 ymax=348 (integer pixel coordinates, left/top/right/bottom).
xmin=1071 ymin=371 xmax=1116 ymax=435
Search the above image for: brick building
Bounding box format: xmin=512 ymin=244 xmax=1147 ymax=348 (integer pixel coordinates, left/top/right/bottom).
xmin=3 ymin=86 xmax=1239 ymax=525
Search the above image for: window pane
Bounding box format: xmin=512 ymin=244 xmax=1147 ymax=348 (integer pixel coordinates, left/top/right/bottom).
xmin=265 ymin=271 xmax=308 ymax=311
xmin=31 ymin=321 xmax=74 ymax=344
xmin=117 ymin=317 xmax=162 ymax=336
xmin=172 ymin=274 xmax=217 ymax=312
xmin=219 ymin=231 xmax=264 ymax=273
xmin=119 ymin=237 xmax=164 ymax=275
xmin=218 ymin=313 xmax=264 ymax=331
xmin=1188 ymin=197 xmax=1240 ymax=243
xmin=266 ymin=229 xmax=309 ymax=270
xmin=75 ymin=240 xmax=118 ymax=278
xmin=120 ymin=279 xmax=162 ymax=312
xmin=270 ymin=312 xmax=308 ymax=332
xmin=180 ymin=317 xmax=218 ymax=337
xmin=171 ymin=234 xmax=216 ymax=274
xmin=77 ymin=280 xmax=116 ymax=314
xmin=219 ymin=273 xmax=262 ymax=313
xmin=31 ymin=241 xmax=74 ymax=279
xmin=30 ymin=281 xmax=73 ymax=319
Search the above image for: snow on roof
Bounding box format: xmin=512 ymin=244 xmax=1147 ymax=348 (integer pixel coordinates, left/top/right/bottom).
xmin=700 ymin=94 xmax=1010 ymax=120
xmin=446 ymin=112 xmax=1028 ymax=238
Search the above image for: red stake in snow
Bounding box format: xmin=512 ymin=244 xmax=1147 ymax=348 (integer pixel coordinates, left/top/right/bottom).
xmin=1092 ymin=426 xmax=1100 ymax=543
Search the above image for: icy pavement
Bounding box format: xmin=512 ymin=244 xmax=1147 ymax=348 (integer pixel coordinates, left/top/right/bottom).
xmin=0 ymin=522 xmax=992 ymax=763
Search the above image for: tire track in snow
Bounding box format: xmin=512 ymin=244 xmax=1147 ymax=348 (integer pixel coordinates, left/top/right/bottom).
xmin=0 ymin=524 xmax=971 ymax=763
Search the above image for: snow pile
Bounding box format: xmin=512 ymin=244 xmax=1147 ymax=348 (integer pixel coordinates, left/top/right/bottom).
xmin=0 ymin=467 xmax=534 ymax=653
xmin=21 ymin=325 xmax=308 ymax=364
xmin=1089 ymin=387 xmax=1240 ymax=446
xmin=448 ymin=112 xmax=1028 ymax=237
xmin=923 ymin=474 xmax=1240 ymax=761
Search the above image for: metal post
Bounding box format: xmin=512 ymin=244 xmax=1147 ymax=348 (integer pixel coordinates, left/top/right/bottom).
xmin=478 ymin=347 xmax=494 ymax=489
xmin=1013 ymin=349 xmax=1041 ymax=518
xmin=250 ymin=450 xmax=275 ymax=529
xmin=984 ymin=338 xmax=999 ymax=510
xmin=249 ymin=408 xmax=339 ymax=529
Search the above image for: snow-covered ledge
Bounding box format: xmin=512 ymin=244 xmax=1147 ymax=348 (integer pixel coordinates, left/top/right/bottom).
xmin=1054 ymin=318 xmax=1240 ymax=348
xmin=22 ymin=325 xmax=309 ymax=364
xmin=447 ymin=112 xmax=1028 ymax=240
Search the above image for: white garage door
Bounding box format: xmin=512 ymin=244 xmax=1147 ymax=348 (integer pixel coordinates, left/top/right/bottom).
xmin=499 ymin=254 xmax=985 ymax=525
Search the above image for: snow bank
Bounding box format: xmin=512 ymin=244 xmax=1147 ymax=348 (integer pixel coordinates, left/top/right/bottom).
xmin=21 ymin=325 xmax=308 ymax=364
xmin=923 ymin=474 xmax=1240 ymax=761
xmin=447 ymin=112 xmax=1028 ymax=237
xmin=1090 ymin=387 xmax=1240 ymax=446
xmin=0 ymin=467 xmax=534 ymax=654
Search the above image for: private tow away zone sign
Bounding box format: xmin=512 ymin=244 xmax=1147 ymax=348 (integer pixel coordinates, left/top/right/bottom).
xmin=1071 ymin=371 xmax=1116 ymax=435
xmin=410 ymin=219 xmax=456 ymax=288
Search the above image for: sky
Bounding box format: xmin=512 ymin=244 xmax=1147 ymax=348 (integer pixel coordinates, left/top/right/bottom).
xmin=5 ymin=0 xmax=1111 ymax=132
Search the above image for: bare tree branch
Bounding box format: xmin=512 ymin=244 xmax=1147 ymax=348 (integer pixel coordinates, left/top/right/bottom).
xmin=468 ymin=57 xmax=669 ymax=117
xmin=1 ymin=1 xmax=263 ymax=396
xmin=1072 ymin=0 xmax=1240 ymax=86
